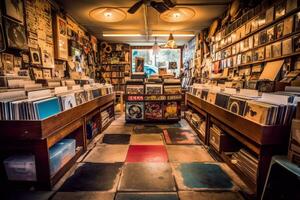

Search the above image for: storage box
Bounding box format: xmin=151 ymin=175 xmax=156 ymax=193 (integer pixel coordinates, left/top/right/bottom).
xmin=4 ymin=154 xmax=36 ymax=181
xmin=49 ymin=139 xmax=76 ymax=176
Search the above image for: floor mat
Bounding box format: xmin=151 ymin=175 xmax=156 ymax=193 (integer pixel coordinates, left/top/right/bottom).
xmin=130 ymin=134 xmax=164 ymax=145
xmin=84 ymin=145 xmax=128 ymax=163
xmin=103 ymin=125 xmax=132 ymax=134
xmin=125 ymin=145 xmax=168 ymax=162
xmin=173 ymin=163 xmax=234 ymax=191
xmin=102 ymin=134 xmax=131 ymax=144
xmin=115 ymin=192 xmax=179 ymax=200
xmin=118 ymin=163 xmax=176 ymax=192
xmin=59 ymin=163 xmax=122 ymax=192
xmin=134 ymin=125 xmax=163 ymax=134
xmin=163 ymin=128 xmax=201 ymax=145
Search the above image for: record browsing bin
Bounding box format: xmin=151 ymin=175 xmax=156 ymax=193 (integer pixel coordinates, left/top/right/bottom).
xmin=186 ymin=93 xmax=290 ymax=198
xmin=0 ymin=94 xmax=115 ymax=189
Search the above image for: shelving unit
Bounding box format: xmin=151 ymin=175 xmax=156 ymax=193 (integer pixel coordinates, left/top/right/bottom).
xmin=0 ymin=94 xmax=115 ymax=189
xmin=186 ymin=93 xmax=289 ymax=198
xmin=100 ymin=43 xmax=131 ymax=92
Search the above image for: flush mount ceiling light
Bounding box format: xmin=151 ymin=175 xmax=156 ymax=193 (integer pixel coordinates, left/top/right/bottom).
xmin=89 ymin=7 xmax=126 ymax=23
xmin=160 ymin=7 xmax=195 ymax=22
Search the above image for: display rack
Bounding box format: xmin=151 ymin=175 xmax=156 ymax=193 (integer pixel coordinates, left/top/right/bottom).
xmin=0 ymin=93 xmax=115 ymax=189
xmin=186 ymin=93 xmax=289 ymax=198
xmin=125 ymin=94 xmax=182 ymax=123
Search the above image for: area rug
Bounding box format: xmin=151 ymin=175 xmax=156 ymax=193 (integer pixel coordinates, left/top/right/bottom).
xmin=163 ymin=128 xmax=201 ymax=145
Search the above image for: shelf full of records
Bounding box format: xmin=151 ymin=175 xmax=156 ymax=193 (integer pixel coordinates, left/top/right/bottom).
xmin=210 ymin=0 xmax=300 ymax=72
xmin=184 ymin=109 xmax=206 ymax=141
xmin=189 ymin=84 xmax=296 ymax=126
xmin=0 ymin=84 xmax=114 ymax=121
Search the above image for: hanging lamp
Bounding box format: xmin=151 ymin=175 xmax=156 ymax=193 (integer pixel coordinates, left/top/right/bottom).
xmin=164 ymin=33 xmax=177 ymax=48
xmin=152 ymin=37 xmax=160 ymax=55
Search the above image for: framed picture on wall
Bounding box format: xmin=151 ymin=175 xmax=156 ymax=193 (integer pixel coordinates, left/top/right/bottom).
xmin=30 ymin=48 xmax=41 ymax=65
xmin=168 ymin=62 xmax=177 ymax=70
xmin=5 ymin=0 xmax=24 ymax=24
xmin=54 ymin=15 xmax=68 ymax=60
xmin=135 ymin=57 xmax=144 ymax=72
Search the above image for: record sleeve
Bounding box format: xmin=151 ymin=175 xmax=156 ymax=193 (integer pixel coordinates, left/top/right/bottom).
xmin=244 ymin=101 xmax=275 ymax=125
xmin=286 ymin=0 xmax=298 ymax=13
xmin=266 ymin=26 xmax=275 ymax=43
xmin=282 ymin=38 xmax=293 ymax=55
xmin=227 ymin=96 xmax=247 ymax=116
xmin=74 ymin=91 xmax=87 ymax=105
xmin=126 ymin=85 xmax=144 ymax=94
xmin=34 ymin=97 xmax=61 ymax=120
xmin=145 ymin=102 xmax=163 ymax=119
xmin=59 ymin=93 xmax=77 ymax=111
xmin=276 ymin=22 xmax=284 ymax=39
xmin=294 ymin=35 xmax=300 ymax=52
xmin=265 ymin=45 xmax=272 ymax=59
xmin=126 ymin=102 xmax=144 ymax=120
xmin=145 ymin=84 xmax=162 ymax=94
xmin=271 ymin=41 xmax=282 ymax=57
xmin=215 ymin=93 xmax=230 ymax=109
xmin=5 ymin=0 xmax=24 ymax=23
xmin=265 ymin=7 xmax=274 ymax=24
xmin=274 ymin=0 xmax=286 ymax=19
xmin=259 ymin=30 xmax=267 ymax=45
xmin=164 ymin=101 xmax=179 ymax=119
xmin=30 ymin=48 xmax=41 ymax=65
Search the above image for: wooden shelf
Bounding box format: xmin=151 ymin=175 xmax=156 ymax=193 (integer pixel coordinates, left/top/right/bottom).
xmin=184 ymin=115 xmax=205 ymax=144
xmin=186 ymin=93 xmax=288 ymax=146
xmin=186 ymin=93 xmax=289 ymax=197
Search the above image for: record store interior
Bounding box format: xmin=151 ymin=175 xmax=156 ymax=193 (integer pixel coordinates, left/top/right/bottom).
xmin=2 ymin=0 xmax=300 ymax=199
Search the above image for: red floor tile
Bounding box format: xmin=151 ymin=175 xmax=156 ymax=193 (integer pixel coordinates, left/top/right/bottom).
xmin=126 ymin=145 xmax=168 ymax=162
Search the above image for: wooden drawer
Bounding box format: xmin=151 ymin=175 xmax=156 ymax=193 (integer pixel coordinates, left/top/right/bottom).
xmin=209 ymin=127 xmax=238 ymax=152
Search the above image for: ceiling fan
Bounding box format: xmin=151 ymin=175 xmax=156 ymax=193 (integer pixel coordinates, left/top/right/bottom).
xmin=128 ymin=0 xmax=176 ymax=14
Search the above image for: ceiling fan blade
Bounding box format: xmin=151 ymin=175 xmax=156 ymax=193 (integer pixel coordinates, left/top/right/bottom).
xmin=127 ymin=0 xmax=144 ymax=14
xmin=150 ymin=1 xmax=169 ymax=13
xmin=163 ymin=0 xmax=176 ymax=8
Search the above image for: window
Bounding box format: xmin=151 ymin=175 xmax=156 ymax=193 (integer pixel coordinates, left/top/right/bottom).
xmin=132 ymin=48 xmax=181 ymax=77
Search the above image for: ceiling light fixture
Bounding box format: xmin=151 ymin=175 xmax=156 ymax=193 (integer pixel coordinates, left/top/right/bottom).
xmin=102 ymin=33 xmax=142 ymax=37
xmin=152 ymin=33 xmax=194 ymax=37
xmin=152 ymin=37 xmax=161 ymax=55
xmin=160 ymin=7 xmax=195 ymax=22
xmin=89 ymin=7 xmax=126 ymax=23
xmin=164 ymin=33 xmax=176 ymax=48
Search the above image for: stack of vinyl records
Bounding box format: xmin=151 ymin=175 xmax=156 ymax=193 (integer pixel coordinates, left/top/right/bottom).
xmin=101 ymin=110 xmax=110 ymax=127
xmin=231 ymin=149 xmax=258 ymax=183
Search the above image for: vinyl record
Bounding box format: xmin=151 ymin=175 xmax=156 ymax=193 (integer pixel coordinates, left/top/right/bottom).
xmin=100 ymin=41 xmax=108 ymax=49
xmin=104 ymin=45 xmax=112 ymax=53
xmin=126 ymin=102 xmax=144 ymax=120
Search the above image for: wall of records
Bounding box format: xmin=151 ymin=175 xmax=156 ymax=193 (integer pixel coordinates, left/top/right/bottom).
xmin=0 ymin=0 xmax=101 ymax=90
xmin=194 ymin=0 xmax=300 ymax=93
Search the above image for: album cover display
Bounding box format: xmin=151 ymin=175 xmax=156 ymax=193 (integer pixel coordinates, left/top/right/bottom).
xmin=265 ymin=7 xmax=274 ymax=24
xmin=42 ymin=69 xmax=51 ymax=79
xmin=294 ymin=35 xmax=300 ymax=52
xmin=207 ymin=91 xmax=217 ymax=104
xmin=4 ymin=18 xmax=28 ymax=50
xmin=244 ymin=101 xmax=275 ymax=125
xmin=145 ymin=84 xmax=162 ymax=95
xmin=164 ymin=101 xmax=179 ymax=119
xmin=59 ymin=93 xmax=77 ymax=111
xmin=74 ymin=91 xmax=87 ymax=105
xmin=145 ymin=102 xmax=163 ymax=119
xmin=5 ymin=0 xmax=24 ymax=23
xmin=282 ymin=38 xmax=293 ymax=55
xmin=266 ymin=26 xmax=275 ymax=42
xmin=215 ymin=93 xmax=230 ymax=109
xmin=34 ymin=97 xmax=61 ymax=120
xmin=259 ymin=30 xmax=267 ymax=45
xmin=276 ymin=22 xmax=284 ymax=39
xmin=265 ymin=45 xmax=272 ymax=59
xmin=30 ymin=48 xmax=41 ymax=65
xmin=126 ymin=85 xmax=144 ymax=94
xmin=296 ymin=12 xmax=300 ymax=31
xmin=283 ymin=16 xmax=293 ymax=36
xmin=0 ymin=24 xmax=5 ymax=51
xmin=2 ymin=53 xmax=14 ymax=74
xmin=126 ymin=102 xmax=144 ymax=120
xmin=164 ymin=85 xmax=181 ymax=94
xmin=272 ymin=41 xmax=282 ymax=57
xmin=274 ymin=0 xmax=286 ymax=19
xmin=227 ymin=96 xmax=247 ymax=116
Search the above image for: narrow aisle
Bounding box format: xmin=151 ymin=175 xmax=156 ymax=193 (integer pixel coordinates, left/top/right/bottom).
xmin=51 ymin=115 xmax=248 ymax=200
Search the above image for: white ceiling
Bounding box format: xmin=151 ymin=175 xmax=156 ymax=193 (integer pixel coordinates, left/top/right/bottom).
xmin=57 ymin=0 xmax=230 ymax=45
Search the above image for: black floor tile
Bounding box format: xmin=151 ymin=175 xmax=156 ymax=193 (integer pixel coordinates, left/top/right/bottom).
xmin=134 ymin=125 xmax=163 ymax=134
xmin=115 ymin=192 xmax=179 ymax=200
xmin=102 ymin=134 xmax=131 ymax=144
xmin=163 ymin=128 xmax=201 ymax=145
xmin=59 ymin=163 xmax=123 ymax=191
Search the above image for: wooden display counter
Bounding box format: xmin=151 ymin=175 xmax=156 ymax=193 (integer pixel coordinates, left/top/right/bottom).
xmin=186 ymin=93 xmax=290 ymax=198
xmin=0 ymin=93 xmax=115 ymax=189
